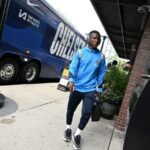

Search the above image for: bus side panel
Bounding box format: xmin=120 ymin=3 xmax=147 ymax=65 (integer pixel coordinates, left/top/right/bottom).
xmin=0 ymin=0 xmax=86 ymax=79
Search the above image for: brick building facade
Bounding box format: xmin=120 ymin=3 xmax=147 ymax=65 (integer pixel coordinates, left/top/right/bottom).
xmin=116 ymin=16 xmax=150 ymax=131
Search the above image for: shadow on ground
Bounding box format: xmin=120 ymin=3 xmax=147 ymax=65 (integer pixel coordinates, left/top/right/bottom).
xmin=0 ymin=97 xmax=18 ymax=117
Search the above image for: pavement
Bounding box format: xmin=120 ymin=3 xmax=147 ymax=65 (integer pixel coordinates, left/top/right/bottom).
xmin=0 ymin=83 xmax=124 ymax=150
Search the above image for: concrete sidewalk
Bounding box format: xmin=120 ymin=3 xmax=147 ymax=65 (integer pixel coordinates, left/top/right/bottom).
xmin=0 ymin=83 xmax=124 ymax=150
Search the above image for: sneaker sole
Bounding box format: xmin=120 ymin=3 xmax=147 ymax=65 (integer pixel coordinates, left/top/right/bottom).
xmin=72 ymin=135 xmax=80 ymax=150
xmin=63 ymin=136 xmax=71 ymax=142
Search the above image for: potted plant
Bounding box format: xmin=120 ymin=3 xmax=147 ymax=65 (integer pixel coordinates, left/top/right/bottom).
xmin=100 ymin=65 xmax=129 ymax=119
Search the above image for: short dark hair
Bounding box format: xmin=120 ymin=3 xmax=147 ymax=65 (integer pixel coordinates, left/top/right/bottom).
xmin=89 ymin=30 xmax=101 ymax=37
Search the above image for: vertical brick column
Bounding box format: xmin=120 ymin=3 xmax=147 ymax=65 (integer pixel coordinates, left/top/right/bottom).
xmin=116 ymin=16 xmax=150 ymax=131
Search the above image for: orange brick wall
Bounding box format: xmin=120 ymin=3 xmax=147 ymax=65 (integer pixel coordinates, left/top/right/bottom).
xmin=116 ymin=16 xmax=150 ymax=131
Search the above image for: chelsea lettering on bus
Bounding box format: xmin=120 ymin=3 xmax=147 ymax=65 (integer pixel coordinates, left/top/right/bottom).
xmin=18 ymin=9 xmax=40 ymax=28
xmin=50 ymin=22 xmax=86 ymax=61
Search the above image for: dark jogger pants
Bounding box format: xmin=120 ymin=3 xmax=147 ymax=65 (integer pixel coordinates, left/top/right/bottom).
xmin=66 ymin=90 xmax=96 ymax=130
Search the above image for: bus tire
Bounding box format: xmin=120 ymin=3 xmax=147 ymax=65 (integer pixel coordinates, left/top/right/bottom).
xmin=20 ymin=62 xmax=39 ymax=83
xmin=0 ymin=58 xmax=19 ymax=84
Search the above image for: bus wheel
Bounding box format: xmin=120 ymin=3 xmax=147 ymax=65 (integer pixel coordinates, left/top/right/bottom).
xmin=21 ymin=62 xmax=39 ymax=83
xmin=0 ymin=58 xmax=19 ymax=84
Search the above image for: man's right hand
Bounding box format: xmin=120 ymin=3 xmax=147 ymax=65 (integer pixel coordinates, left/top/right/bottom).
xmin=68 ymin=82 xmax=74 ymax=93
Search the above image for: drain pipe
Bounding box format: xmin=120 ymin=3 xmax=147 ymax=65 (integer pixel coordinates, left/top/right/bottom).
xmin=117 ymin=0 xmax=127 ymax=59
xmin=100 ymin=36 xmax=107 ymax=52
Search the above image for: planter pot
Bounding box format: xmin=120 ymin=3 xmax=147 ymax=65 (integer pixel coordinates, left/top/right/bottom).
xmin=101 ymin=101 xmax=118 ymax=119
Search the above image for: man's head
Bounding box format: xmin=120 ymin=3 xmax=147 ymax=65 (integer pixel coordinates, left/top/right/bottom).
xmin=88 ymin=30 xmax=101 ymax=49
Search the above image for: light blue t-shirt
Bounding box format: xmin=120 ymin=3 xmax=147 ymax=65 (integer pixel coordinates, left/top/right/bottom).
xmin=68 ymin=47 xmax=106 ymax=92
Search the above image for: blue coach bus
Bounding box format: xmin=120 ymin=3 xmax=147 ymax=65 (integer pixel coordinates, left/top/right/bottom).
xmin=0 ymin=0 xmax=86 ymax=84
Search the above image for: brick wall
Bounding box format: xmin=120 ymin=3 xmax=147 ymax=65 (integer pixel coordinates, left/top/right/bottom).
xmin=116 ymin=16 xmax=150 ymax=131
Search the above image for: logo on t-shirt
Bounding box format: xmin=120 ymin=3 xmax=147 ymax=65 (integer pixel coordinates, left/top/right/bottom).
xmin=96 ymin=60 xmax=99 ymax=65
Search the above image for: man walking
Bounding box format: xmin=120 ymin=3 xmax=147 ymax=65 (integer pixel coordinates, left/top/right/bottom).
xmin=63 ymin=30 xmax=106 ymax=149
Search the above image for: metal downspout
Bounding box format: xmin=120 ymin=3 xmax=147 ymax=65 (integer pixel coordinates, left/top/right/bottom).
xmin=117 ymin=0 xmax=127 ymax=59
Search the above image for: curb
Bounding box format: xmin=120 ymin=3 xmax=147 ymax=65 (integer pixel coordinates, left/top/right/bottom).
xmin=0 ymin=93 xmax=5 ymax=108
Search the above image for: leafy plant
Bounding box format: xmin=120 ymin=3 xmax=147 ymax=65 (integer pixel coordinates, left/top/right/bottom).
xmin=101 ymin=66 xmax=129 ymax=104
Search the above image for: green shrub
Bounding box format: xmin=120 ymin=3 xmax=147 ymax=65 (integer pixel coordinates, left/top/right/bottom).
xmin=101 ymin=66 xmax=129 ymax=104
